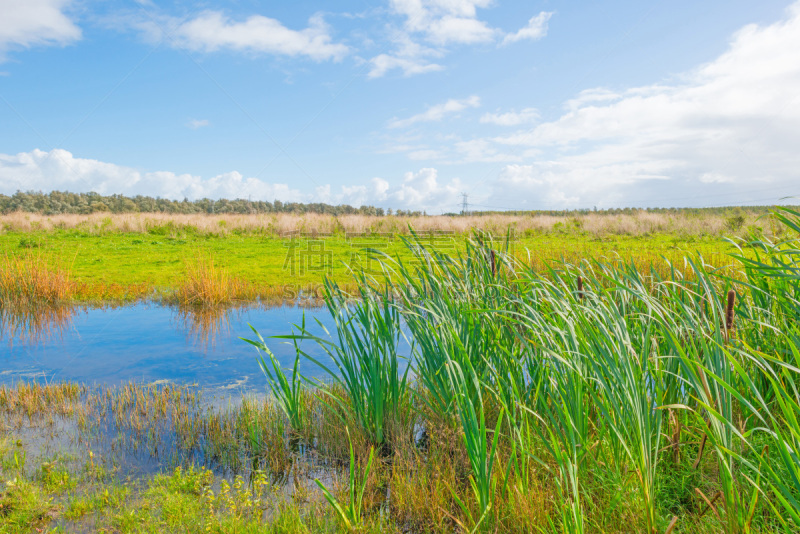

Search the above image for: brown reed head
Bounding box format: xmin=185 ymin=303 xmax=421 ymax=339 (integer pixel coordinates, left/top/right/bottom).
xmin=725 ymin=289 xmax=736 ymax=330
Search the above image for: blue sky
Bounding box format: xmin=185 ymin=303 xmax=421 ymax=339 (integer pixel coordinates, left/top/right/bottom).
xmin=1 ymin=0 xmax=798 ymax=213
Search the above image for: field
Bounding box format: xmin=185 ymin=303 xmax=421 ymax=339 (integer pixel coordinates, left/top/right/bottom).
xmin=1 ymin=208 xmax=799 ymax=533
xmin=0 ymin=210 xmax=765 ymax=304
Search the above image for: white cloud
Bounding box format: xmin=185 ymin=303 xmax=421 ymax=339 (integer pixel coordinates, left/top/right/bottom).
xmin=314 ymin=184 xmax=332 ymax=202
xmin=0 ymin=149 xmax=306 ymax=202
xmin=319 ymin=169 xmax=460 ymax=211
xmin=564 ymin=88 xmax=621 ymax=111
xmin=388 ymin=95 xmax=480 ymax=128
xmin=371 ymin=177 xmax=390 ymax=200
xmin=502 ymin=11 xmax=552 ymax=45
xmin=390 ymin=0 xmax=495 ymax=45
xmin=367 ymin=29 xmax=444 ymax=78
xmin=0 ymin=149 xmax=462 ymax=212
xmin=0 ymin=0 xmax=81 ymax=61
xmin=480 ymin=107 xmax=539 ymax=126
xmin=424 ymin=15 xmax=496 ymax=45
xmin=368 ymin=53 xmax=443 ymax=78
xmin=454 ymin=139 xmax=520 ymax=163
xmin=186 ymin=119 xmax=210 ymax=129
xmin=140 ymin=11 xmax=348 ymax=61
xmin=385 ymin=167 xmax=462 ymax=210
xmin=471 ymin=3 xmax=800 ymax=208
xmin=371 ymin=2 xmax=550 ymax=77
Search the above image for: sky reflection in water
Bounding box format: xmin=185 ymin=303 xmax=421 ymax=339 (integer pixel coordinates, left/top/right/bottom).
xmin=0 ymin=304 xmax=336 ymax=395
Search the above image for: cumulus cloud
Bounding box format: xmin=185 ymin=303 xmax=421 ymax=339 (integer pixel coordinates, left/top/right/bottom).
xmin=0 ymin=0 xmax=81 ymax=61
xmin=138 ymin=11 xmax=348 ymax=61
xmin=502 ymin=11 xmax=552 ymax=45
xmin=473 ymin=3 xmax=800 ymax=208
xmin=312 ymin=169 xmax=460 ymax=212
xmin=370 ymin=2 xmax=550 ymax=77
xmin=388 ymin=95 xmax=480 ymax=128
xmin=390 ymin=167 xmax=459 ymax=206
xmin=424 ymin=15 xmax=496 ymax=46
xmin=0 ymin=149 xmax=461 ymax=212
xmin=0 ymin=149 xmax=306 ymax=202
xmin=390 ymin=0 xmax=496 ymax=45
xmin=367 ymin=29 xmax=444 ymax=78
xmin=480 ymin=107 xmax=539 ymax=126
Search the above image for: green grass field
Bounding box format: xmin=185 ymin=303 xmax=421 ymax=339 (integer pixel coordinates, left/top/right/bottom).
xmin=0 ymin=227 xmax=737 ymax=303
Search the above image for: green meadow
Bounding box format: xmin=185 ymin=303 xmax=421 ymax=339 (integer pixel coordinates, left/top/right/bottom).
xmin=0 ymin=226 xmax=735 ymax=303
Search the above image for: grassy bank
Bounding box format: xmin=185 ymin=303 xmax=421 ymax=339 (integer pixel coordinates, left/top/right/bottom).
xmin=0 ymin=224 xmax=742 ymax=305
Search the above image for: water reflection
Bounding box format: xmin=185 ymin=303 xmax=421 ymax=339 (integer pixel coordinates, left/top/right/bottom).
xmin=0 ymin=303 xmax=334 ymax=394
xmin=0 ymin=304 xmax=79 ymax=347
xmin=174 ymin=305 xmax=235 ymax=350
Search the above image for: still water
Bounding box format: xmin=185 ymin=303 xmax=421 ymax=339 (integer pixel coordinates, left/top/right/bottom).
xmin=0 ymin=303 xmax=336 ymax=395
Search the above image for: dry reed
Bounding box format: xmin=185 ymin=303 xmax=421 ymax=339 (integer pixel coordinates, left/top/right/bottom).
xmin=0 ymin=210 xmax=766 ymax=238
xmin=173 ymin=256 xmax=254 ymax=306
xmin=0 ymin=253 xmax=74 ymax=306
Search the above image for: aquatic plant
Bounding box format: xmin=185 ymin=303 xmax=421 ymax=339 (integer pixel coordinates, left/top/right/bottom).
xmin=314 ymin=428 xmax=376 ymax=530
xmin=260 ymin=276 xmax=410 ymax=447
xmin=243 ymin=324 xmax=307 ymax=435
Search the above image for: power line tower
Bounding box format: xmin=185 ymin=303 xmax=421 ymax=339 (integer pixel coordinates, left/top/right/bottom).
xmin=461 ymin=192 xmax=469 ymax=216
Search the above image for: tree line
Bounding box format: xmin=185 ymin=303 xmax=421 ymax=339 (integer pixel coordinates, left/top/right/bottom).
xmin=0 ymin=191 xmax=420 ymax=216
xmin=0 ymin=190 xmax=785 ymax=217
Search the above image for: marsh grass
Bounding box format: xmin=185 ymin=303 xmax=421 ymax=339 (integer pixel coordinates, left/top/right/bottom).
xmin=240 ymin=208 xmax=800 ymax=533
xmin=173 ymin=255 xmax=254 ymax=306
xmin=0 ymin=252 xmax=74 ymax=307
xmin=0 ymin=251 xmax=152 ymax=307
xmin=0 ymin=215 xmax=741 ymax=308
xmin=0 ymin=209 xmax=776 ymax=238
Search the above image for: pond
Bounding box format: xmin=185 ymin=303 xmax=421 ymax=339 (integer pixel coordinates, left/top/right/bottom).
xmin=0 ymin=303 xmax=337 ymax=396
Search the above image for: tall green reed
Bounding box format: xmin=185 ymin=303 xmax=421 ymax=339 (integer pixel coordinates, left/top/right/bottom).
xmin=242 ymin=324 xmax=307 ymax=435
xmin=274 ymin=276 xmax=410 ymax=447
xmin=245 ymin=208 xmax=800 ymax=531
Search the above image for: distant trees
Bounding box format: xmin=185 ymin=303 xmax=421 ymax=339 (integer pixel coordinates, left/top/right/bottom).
xmin=0 ymin=190 xmax=779 ymax=217
xmin=0 ymin=191 xmax=400 ymax=216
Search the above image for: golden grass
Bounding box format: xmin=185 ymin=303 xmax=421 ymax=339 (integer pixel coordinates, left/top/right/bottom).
xmin=0 ymin=382 xmax=86 ymax=419
xmin=171 ymin=255 xmax=345 ymax=308
xmin=0 ymin=253 xmax=74 ymax=306
xmin=0 ymin=209 xmax=769 ymax=237
xmin=0 ymin=253 xmax=152 ymax=307
xmin=173 ymin=255 xmax=254 ymax=306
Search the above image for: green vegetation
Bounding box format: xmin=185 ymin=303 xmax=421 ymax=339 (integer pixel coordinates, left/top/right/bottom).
xmin=241 ymin=207 xmax=799 ymax=532
xmin=0 ymin=381 xmax=398 ymax=532
xmin=0 ymin=226 xmax=737 ymax=304
xmin=3 ymin=208 xmax=800 ymax=532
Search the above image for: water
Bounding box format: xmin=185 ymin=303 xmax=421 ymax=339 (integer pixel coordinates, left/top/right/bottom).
xmin=0 ymin=303 xmax=337 ymax=395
